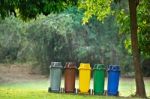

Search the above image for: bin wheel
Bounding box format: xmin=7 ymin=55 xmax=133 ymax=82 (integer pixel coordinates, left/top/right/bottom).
xmin=74 ymin=88 xmax=77 ymax=94
xmin=62 ymin=88 xmax=65 ymax=93
xmin=88 ymin=89 xmax=91 ymax=95
xmin=59 ymin=88 xmax=61 ymax=93
xmin=59 ymin=88 xmax=62 ymax=93
xmin=117 ymin=91 xmax=119 ymax=96
xmin=106 ymin=91 xmax=119 ymax=96
xmin=89 ymin=89 xmax=94 ymax=95
xmin=91 ymin=89 xmax=94 ymax=95
xmin=104 ymin=90 xmax=107 ymax=96
xmin=75 ymin=89 xmax=79 ymax=94
xmin=60 ymin=88 xmax=65 ymax=93
xmin=48 ymin=87 xmax=51 ymax=92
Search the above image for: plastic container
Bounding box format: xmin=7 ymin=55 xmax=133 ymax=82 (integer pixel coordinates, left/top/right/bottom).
xmin=48 ymin=62 xmax=63 ymax=92
xmin=78 ymin=63 xmax=91 ymax=93
xmin=93 ymin=64 xmax=105 ymax=95
xmin=107 ymin=65 xmax=120 ymax=96
xmin=64 ymin=62 xmax=76 ymax=93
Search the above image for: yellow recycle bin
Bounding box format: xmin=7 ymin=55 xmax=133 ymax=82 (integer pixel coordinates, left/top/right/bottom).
xmin=78 ymin=63 xmax=91 ymax=93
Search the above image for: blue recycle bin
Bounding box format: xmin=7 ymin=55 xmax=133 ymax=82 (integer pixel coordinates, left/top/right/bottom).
xmin=107 ymin=65 xmax=120 ymax=96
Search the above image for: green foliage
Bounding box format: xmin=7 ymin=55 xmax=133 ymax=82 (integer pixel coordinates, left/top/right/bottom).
xmin=137 ymin=0 xmax=150 ymax=56
xmin=116 ymin=0 xmax=150 ymax=57
xmin=78 ymin=0 xmax=112 ymax=24
xmin=0 ymin=7 xmax=133 ymax=74
xmin=0 ymin=16 xmax=26 ymax=63
xmin=0 ymin=0 xmax=77 ymax=20
xmin=0 ymin=0 xmax=17 ymax=19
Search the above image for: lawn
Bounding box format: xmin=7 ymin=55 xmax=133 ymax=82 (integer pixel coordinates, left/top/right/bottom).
xmin=0 ymin=88 xmax=145 ymax=99
xmin=0 ymin=78 xmax=150 ymax=99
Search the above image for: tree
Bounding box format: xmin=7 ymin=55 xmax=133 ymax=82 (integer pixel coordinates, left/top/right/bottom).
xmin=128 ymin=0 xmax=146 ymax=97
xmin=116 ymin=0 xmax=150 ymax=57
xmin=79 ymin=0 xmax=146 ymax=97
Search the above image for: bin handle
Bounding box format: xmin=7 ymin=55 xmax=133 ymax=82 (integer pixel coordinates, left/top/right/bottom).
xmin=93 ymin=67 xmax=105 ymax=70
xmin=112 ymin=66 xmax=120 ymax=71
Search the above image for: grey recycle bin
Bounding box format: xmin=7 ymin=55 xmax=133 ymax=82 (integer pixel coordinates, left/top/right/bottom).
xmin=48 ymin=62 xmax=63 ymax=92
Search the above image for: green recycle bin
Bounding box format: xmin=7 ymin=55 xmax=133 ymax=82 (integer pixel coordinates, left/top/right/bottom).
xmin=93 ymin=64 xmax=105 ymax=95
xmin=48 ymin=62 xmax=63 ymax=92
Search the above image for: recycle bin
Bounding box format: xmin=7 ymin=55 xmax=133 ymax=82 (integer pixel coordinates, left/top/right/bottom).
xmin=48 ymin=62 xmax=63 ymax=92
xmin=64 ymin=62 xmax=76 ymax=93
xmin=93 ymin=64 xmax=105 ymax=95
xmin=107 ymin=65 xmax=120 ymax=96
xmin=78 ymin=63 xmax=91 ymax=93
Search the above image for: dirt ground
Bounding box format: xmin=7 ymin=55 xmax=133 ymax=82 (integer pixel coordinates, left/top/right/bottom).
xmin=1 ymin=64 xmax=150 ymax=83
xmin=0 ymin=64 xmax=47 ymax=83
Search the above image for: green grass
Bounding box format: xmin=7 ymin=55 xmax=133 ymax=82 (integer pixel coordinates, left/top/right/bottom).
xmin=0 ymin=88 xmax=143 ymax=99
xmin=0 ymin=80 xmax=48 ymax=90
xmin=0 ymin=78 xmax=150 ymax=99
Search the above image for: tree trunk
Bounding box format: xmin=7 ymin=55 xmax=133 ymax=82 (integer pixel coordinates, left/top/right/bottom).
xmin=128 ymin=0 xmax=146 ymax=97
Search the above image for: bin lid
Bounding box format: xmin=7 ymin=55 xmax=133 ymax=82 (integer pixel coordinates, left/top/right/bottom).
xmin=107 ymin=65 xmax=120 ymax=72
xmin=49 ymin=62 xmax=63 ymax=68
xmin=78 ymin=63 xmax=91 ymax=70
xmin=64 ymin=62 xmax=77 ymax=69
xmin=93 ymin=64 xmax=105 ymax=70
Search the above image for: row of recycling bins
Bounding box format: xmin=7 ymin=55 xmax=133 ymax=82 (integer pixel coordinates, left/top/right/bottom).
xmin=48 ymin=62 xmax=120 ymax=96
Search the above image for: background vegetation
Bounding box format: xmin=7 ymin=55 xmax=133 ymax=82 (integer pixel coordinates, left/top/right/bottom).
xmin=0 ymin=5 xmax=149 ymax=75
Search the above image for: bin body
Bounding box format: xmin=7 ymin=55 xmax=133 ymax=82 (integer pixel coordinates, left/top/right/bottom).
xmin=49 ymin=62 xmax=63 ymax=92
xmin=107 ymin=65 xmax=120 ymax=96
xmin=64 ymin=62 xmax=76 ymax=93
xmin=78 ymin=63 xmax=91 ymax=93
xmin=93 ymin=64 xmax=105 ymax=95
